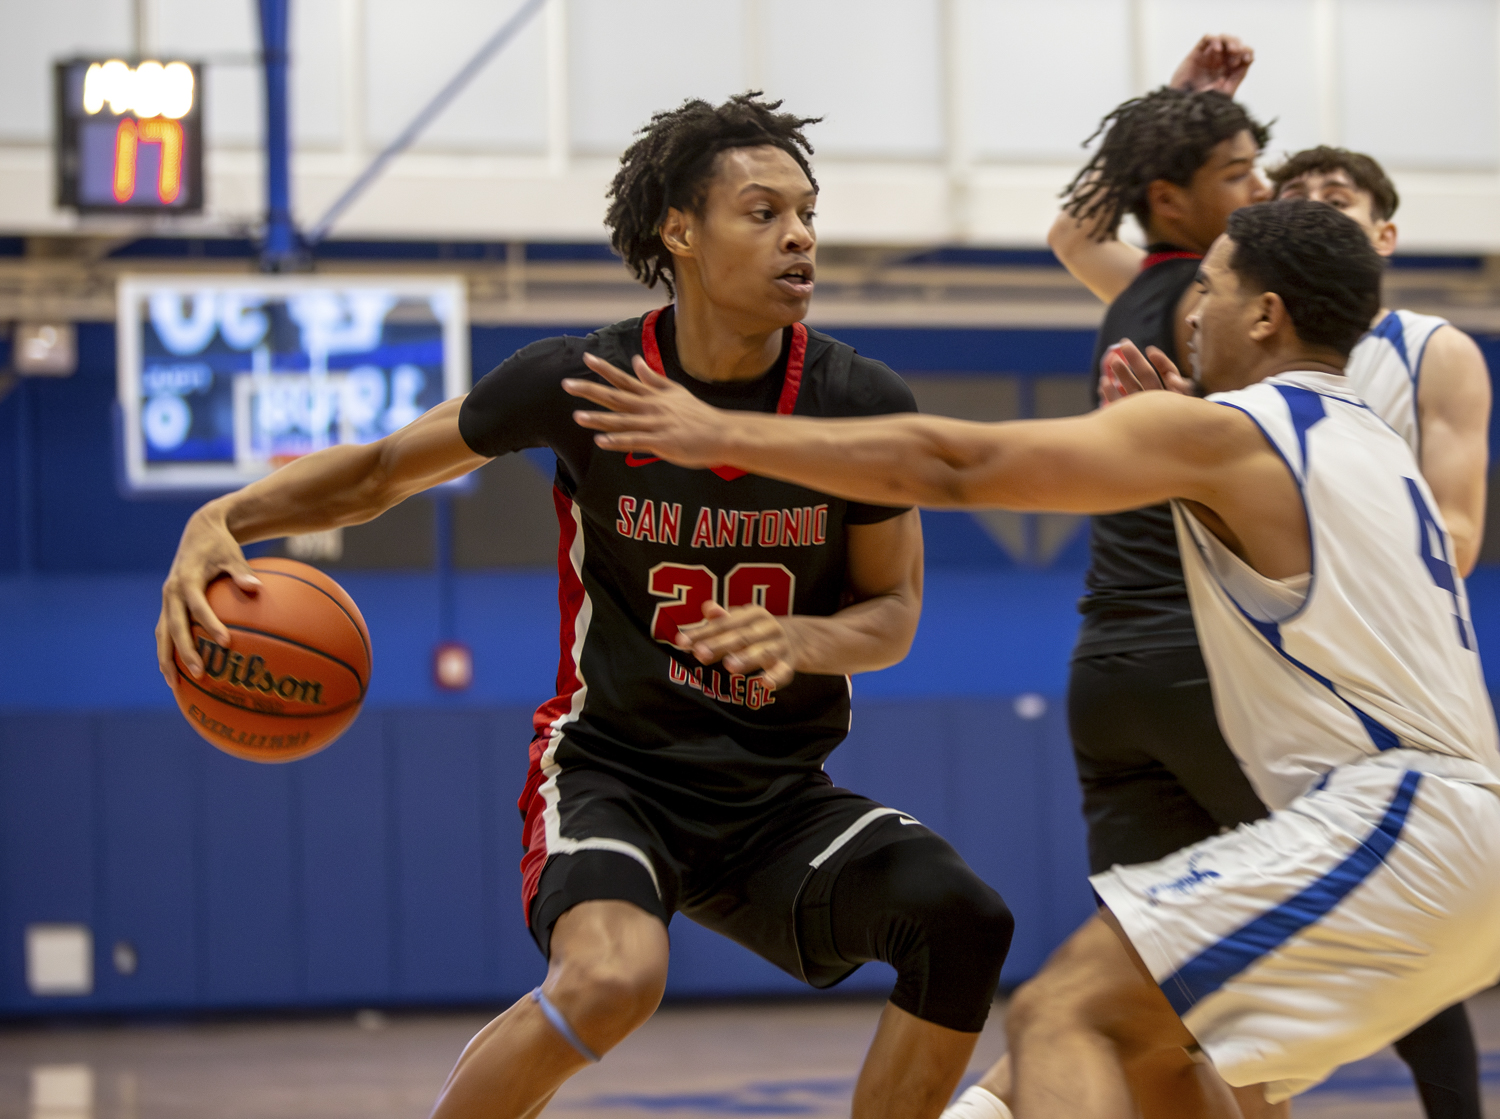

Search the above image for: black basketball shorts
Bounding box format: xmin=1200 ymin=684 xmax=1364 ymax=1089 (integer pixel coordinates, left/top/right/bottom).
xmin=520 ymin=757 xmax=939 ymax=990
xmin=1069 ymin=645 xmax=1269 ymax=874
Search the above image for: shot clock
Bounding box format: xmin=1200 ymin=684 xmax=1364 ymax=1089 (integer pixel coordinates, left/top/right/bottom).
xmin=55 ymin=57 xmax=204 ymax=213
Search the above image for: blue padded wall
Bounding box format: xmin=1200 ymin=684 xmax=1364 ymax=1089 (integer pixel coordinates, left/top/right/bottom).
xmin=0 ymin=698 xmax=1087 ymax=1015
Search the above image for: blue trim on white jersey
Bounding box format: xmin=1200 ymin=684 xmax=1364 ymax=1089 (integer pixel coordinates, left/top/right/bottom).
xmin=1159 ymin=770 xmax=1423 ymax=1017
xmin=1208 ymin=395 xmax=1402 ymax=753
xmin=1272 ymin=384 xmax=1328 ymax=477
xmin=1370 ymin=311 xmax=1412 ymax=377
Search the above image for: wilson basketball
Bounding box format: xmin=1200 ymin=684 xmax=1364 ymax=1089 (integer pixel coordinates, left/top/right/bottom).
xmin=171 ymin=558 xmax=372 ymax=763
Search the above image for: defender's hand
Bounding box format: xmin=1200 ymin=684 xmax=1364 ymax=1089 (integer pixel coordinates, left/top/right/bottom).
xmin=1170 ymin=34 xmax=1254 ymax=95
xmin=156 ymin=507 xmax=262 ymax=682
xmin=676 ymin=602 xmax=798 ymax=689
xmin=566 ymin=354 xmax=730 ymax=469
xmin=1100 ymin=340 xmax=1195 ymax=404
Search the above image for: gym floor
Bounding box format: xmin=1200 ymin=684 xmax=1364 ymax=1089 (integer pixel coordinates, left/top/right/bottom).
xmin=2 ymin=986 xmax=1496 ymax=1118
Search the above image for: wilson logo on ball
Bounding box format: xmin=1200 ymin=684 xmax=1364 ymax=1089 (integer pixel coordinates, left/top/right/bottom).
xmin=196 ymin=637 xmax=325 ymax=706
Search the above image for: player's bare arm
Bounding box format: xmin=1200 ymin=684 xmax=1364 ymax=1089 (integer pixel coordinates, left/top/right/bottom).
xmin=567 ymin=352 xmax=1308 ymax=580
xmin=156 ymin=397 xmax=487 ymax=680
xmin=676 ymin=508 xmax=922 ymax=687
xmin=1047 ymin=184 xmax=1146 ymax=304
xmin=1416 ymin=325 xmax=1491 ymax=574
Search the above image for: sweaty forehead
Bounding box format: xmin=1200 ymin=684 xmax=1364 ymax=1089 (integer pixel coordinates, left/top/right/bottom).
xmin=711 ymin=146 xmax=815 ymax=197
xmin=1208 ymin=130 xmax=1260 ymax=167
xmin=1286 ymin=169 xmax=1356 ymax=193
xmin=1202 ymin=235 xmax=1237 ymax=278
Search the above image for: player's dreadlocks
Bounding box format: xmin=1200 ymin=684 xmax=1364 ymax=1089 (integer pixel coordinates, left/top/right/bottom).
xmin=1063 ymin=88 xmax=1271 ymax=241
xmin=606 ymin=92 xmax=821 ymax=296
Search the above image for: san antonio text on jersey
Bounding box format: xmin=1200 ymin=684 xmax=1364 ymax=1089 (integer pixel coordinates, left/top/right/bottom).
xmin=459 ymin=307 xmax=916 ymax=813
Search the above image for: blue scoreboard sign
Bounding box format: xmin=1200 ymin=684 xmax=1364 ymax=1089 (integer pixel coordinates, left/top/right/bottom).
xmin=116 ymin=276 xmax=470 ymax=493
xmin=55 ymin=58 xmax=204 ymax=212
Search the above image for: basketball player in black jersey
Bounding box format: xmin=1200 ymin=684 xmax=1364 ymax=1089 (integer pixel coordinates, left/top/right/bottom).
xmin=156 ymin=94 xmax=1012 ymax=1119
xmin=1033 ymin=39 xmax=1485 ymax=1119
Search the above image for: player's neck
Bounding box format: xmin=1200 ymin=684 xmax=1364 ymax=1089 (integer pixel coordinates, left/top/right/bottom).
xmin=669 ymin=293 xmax=788 ymax=384
xmin=1242 ymin=352 xmax=1347 ymax=387
xmin=1143 ymin=215 xmax=1214 ymax=256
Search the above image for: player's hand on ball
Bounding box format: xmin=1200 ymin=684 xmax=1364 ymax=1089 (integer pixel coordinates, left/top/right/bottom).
xmin=566 ymin=354 xmax=728 ymax=468
xmin=156 ymin=506 xmax=263 ymax=682
xmin=1100 ymin=340 xmax=1195 ymax=404
xmin=677 ymin=602 xmax=798 ymax=689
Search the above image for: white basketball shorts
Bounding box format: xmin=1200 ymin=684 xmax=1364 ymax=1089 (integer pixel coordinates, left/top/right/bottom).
xmin=1091 ymin=758 xmax=1500 ymax=1103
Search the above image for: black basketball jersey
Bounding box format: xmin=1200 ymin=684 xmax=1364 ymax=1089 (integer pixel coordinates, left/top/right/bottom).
xmin=459 ymin=307 xmax=916 ymax=813
xmin=1073 ymin=247 xmax=1203 ymax=660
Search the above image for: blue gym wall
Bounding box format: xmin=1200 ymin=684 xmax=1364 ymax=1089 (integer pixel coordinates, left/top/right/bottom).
xmin=4 ymin=316 xmax=1499 ymax=1016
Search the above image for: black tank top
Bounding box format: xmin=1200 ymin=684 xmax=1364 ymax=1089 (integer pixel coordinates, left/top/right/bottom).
xmin=1073 ymin=247 xmax=1203 ymax=660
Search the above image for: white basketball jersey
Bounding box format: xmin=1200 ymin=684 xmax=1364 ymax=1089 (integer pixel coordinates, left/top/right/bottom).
xmin=1174 ymin=370 xmax=1500 ymax=809
xmin=1344 ymin=309 xmax=1449 ymax=455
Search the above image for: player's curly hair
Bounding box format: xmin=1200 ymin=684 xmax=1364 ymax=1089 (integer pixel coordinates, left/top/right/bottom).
xmin=1226 ymin=200 xmax=1382 ymax=356
xmin=1064 ymin=87 xmax=1271 ymax=240
xmin=1267 ymin=145 xmax=1399 ymax=222
xmin=605 ymin=92 xmax=821 ymax=296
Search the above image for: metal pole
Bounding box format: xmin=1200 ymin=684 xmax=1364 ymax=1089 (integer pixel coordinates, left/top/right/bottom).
xmin=304 ymin=0 xmax=547 ymax=245
xmin=257 ymin=0 xmax=301 ymax=271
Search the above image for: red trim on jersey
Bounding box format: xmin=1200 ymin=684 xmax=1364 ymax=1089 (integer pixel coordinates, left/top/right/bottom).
xmin=776 ymin=322 xmax=808 ymax=414
xmin=519 ymin=484 xmax=588 ymax=924
xmin=1141 ymin=249 xmax=1202 ymax=270
xmin=638 ymin=308 xmax=807 ymax=481
xmin=640 ymin=306 xmax=666 ymax=374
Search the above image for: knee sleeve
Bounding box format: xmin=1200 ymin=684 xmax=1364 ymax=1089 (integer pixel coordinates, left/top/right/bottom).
xmin=829 ymin=835 xmax=1013 ymax=1033
xmin=1392 ymin=1002 xmax=1481 ymax=1119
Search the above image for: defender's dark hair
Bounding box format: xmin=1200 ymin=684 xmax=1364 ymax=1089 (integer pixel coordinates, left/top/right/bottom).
xmin=605 ymin=92 xmax=821 ymax=296
xmin=1225 ymin=199 xmax=1383 ymax=357
xmin=1064 ymin=87 xmax=1271 ymax=239
xmin=1268 ymin=145 xmax=1400 ymax=222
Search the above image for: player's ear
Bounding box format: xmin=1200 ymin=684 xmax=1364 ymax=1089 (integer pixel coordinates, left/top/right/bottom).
xmin=1372 ymin=219 xmax=1398 ymax=258
xmin=1147 ymin=179 xmax=1184 ymax=223
xmin=1249 ymin=292 xmax=1284 ymax=342
xmin=659 ymin=207 xmax=693 ymax=258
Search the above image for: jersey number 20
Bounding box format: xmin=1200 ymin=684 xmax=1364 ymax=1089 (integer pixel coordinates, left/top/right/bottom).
xmin=648 ymin=562 xmax=796 ymax=643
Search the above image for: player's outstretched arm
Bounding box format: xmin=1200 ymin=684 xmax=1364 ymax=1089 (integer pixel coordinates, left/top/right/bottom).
xmin=157 ymin=397 xmax=489 ymax=681
xmin=1417 ymin=325 xmax=1492 ymax=575
xmin=569 ymin=354 xmax=1310 ymax=578
xmin=570 ymin=353 xmax=1239 ymax=514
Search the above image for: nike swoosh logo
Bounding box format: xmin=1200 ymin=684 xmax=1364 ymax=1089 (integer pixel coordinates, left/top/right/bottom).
xmin=625 ymin=452 xmax=662 ymax=467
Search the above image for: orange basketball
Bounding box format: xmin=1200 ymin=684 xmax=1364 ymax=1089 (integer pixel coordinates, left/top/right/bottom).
xmin=171 ymin=557 xmax=372 ymax=763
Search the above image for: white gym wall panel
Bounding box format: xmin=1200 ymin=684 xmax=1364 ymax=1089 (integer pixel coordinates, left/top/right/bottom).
xmin=4 ymin=0 xmax=1500 ymax=248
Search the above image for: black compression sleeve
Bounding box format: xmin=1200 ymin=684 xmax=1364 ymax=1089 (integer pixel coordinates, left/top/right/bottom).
xmin=829 ymin=834 xmax=1012 ymax=1032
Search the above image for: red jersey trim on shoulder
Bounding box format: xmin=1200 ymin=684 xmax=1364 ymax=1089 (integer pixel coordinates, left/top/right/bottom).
xmin=776 ymin=322 xmax=808 ymax=415
xmin=1141 ymin=250 xmax=1202 ymax=270
xmin=641 ymin=306 xmax=666 ymax=374
xmin=638 ymin=308 xmax=806 ymax=481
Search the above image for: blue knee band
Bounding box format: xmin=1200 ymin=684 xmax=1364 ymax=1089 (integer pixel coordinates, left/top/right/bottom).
xmin=530 ymin=987 xmax=601 ymax=1063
